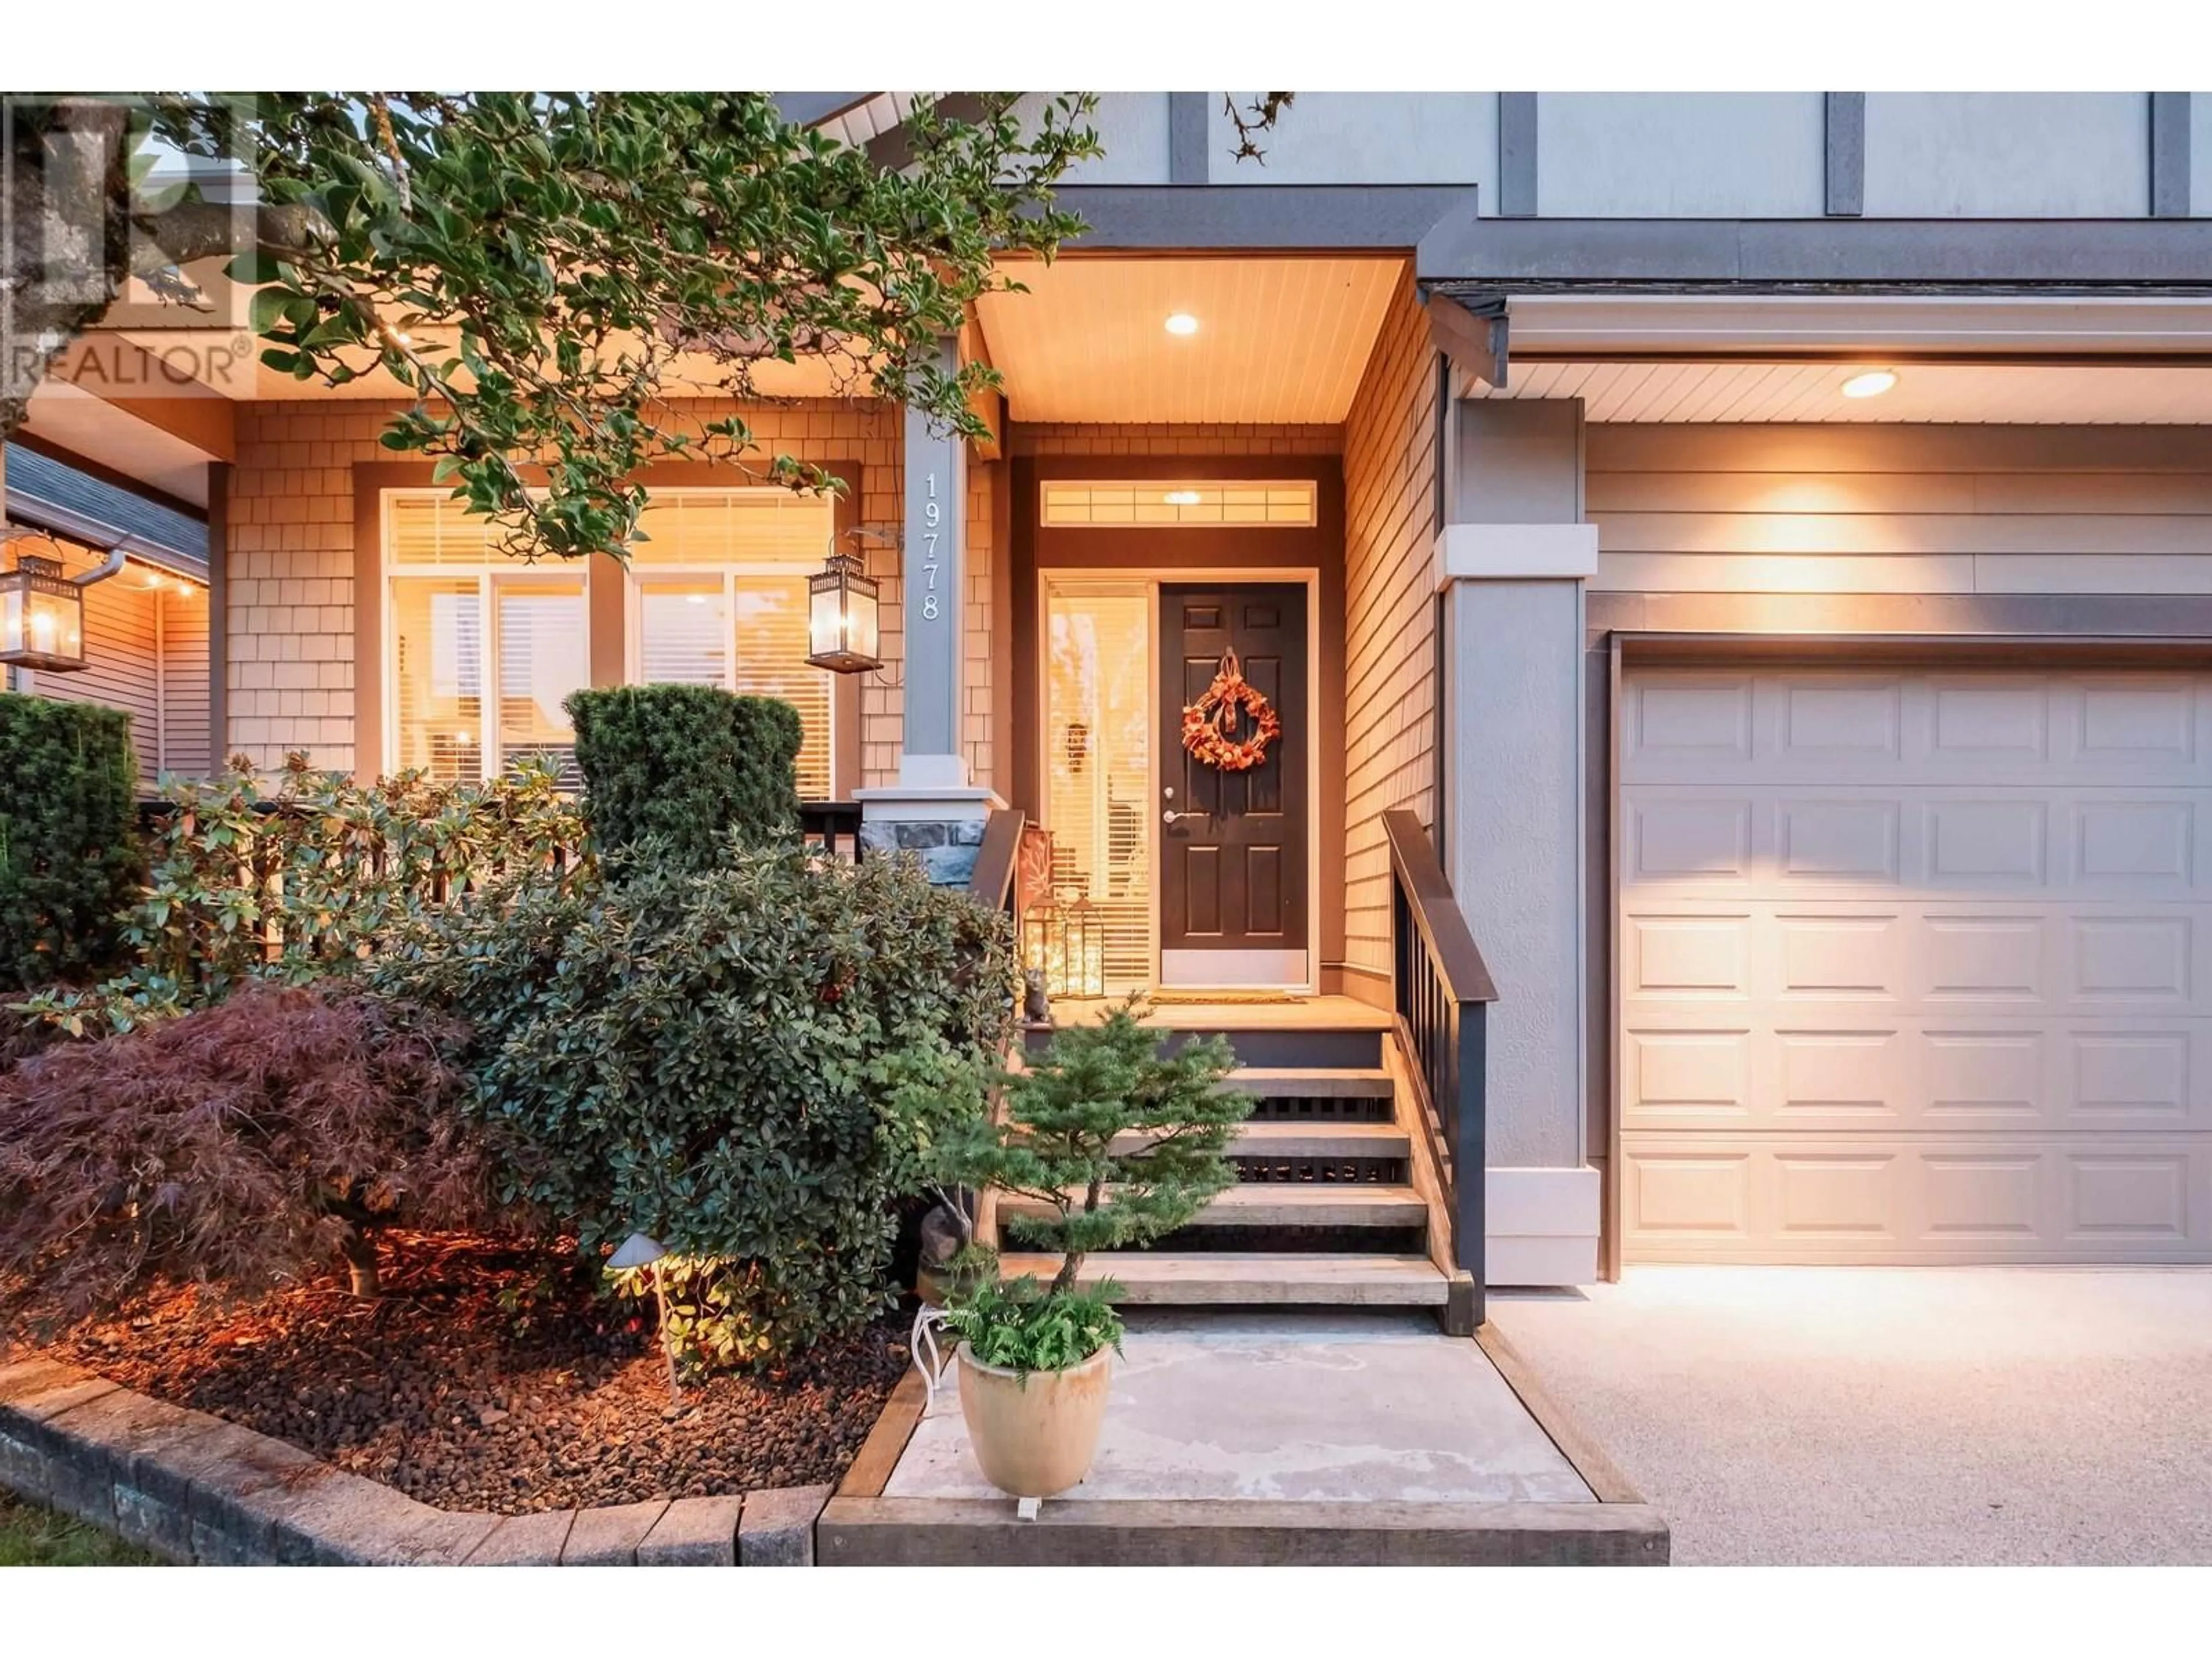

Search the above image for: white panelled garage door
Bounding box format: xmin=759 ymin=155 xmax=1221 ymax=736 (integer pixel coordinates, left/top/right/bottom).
xmin=1619 ymin=664 xmax=2212 ymax=1264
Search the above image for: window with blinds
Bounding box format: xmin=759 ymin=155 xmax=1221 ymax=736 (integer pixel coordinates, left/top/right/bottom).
xmin=385 ymin=493 xmax=587 ymax=786
xmin=390 ymin=578 xmax=482 ymax=782
xmin=628 ymin=489 xmax=837 ymax=802
xmin=385 ymin=488 xmax=835 ymax=797
xmin=495 ymin=581 xmax=588 ymax=787
xmin=1044 ymin=582 xmax=1154 ymax=993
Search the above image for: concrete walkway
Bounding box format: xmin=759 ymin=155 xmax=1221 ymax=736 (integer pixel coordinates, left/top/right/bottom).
xmin=888 ymin=1310 xmax=1592 ymax=1504
xmin=1490 ymin=1266 xmax=2212 ymax=1566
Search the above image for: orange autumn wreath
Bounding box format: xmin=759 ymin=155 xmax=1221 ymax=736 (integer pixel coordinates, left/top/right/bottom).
xmin=1181 ymin=647 xmax=1283 ymax=773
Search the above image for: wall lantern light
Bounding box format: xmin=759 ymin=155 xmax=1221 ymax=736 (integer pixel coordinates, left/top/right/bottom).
xmin=1 ymin=540 xmax=89 ymax=672
xmin=805 ymin=544 xmax=883 ymax=675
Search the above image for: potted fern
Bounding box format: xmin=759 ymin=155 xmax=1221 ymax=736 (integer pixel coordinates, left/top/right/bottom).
xmin=938 ymin=998 xmax=1245 ymax=1499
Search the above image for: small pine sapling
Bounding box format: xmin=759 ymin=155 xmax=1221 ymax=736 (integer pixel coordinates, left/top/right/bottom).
xmin=951 ymin=996 xmax=1248 ymax=1298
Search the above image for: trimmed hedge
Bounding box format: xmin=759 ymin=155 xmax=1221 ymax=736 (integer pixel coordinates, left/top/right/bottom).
xmin=0 ymin=693 xmax=140 ymax=995
xmin=566 ymin=684 xmax=803 ymax=869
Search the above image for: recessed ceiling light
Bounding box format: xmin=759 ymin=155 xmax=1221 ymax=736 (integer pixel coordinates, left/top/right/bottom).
xmin=1163 ymin=490 xmax=1202 ymax=506
xmin=1841 ymin=369 xmax=1898 ymax=399
xmin=1164 ymin=313 xmax=1199 ymax=336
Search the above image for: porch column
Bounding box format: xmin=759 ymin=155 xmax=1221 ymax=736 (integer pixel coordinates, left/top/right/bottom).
xmin=854 ymin=335 xmax=1003 ymax=883
xmin=1441 ymin=399 xmax=1600 ymax=1285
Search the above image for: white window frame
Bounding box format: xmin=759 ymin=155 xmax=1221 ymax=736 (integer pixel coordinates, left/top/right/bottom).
xmin=620 ymin=490 xmax=839 ymax=800
xmin=380 ymin=491 xmax=590 ymax=784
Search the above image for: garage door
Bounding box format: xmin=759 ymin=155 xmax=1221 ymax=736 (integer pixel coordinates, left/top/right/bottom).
xmin=1619 ymin=664 xmax=2212 ymax=1264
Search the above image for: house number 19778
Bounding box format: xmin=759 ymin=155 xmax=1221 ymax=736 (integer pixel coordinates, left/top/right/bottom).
xmin=920 ymin=472 xmax=941 ymax=621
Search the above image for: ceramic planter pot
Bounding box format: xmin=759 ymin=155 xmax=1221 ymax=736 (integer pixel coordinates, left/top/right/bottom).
xmin=955 ymin=1341 xmax=1113 ymax=1499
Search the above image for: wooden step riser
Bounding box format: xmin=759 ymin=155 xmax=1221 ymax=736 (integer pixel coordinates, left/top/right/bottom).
xmin=1001 ymin=1188 xmax=1427 ymax=1232
xmin=1230 ymin=1156 xmax=1410 ymax=1185
xmin=1109 ymin=1124 xmax=1410 ymax=1161
xmin=1241 ymin=1094 xmax=1396 ymax=1124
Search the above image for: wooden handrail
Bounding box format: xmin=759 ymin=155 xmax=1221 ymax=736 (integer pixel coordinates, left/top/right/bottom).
xmin=1381 ymin=809 xmax=1497 ymax=1006
xmin=966 ymin=806 xmax=1028 ymax=914
xmin=1382 ymin=807 xmax=1491 ymax=1330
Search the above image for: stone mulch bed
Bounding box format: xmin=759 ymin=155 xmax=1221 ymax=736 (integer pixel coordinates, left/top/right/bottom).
xmin=29 ymin=1232 xmax=908 ymax=1516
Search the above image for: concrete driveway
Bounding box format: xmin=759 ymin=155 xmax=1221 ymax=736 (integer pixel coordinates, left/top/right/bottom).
xmin=1489 ymin=1266 xmax=2212 ymax=1566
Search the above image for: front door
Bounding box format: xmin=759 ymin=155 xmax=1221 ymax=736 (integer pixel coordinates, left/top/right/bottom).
xmin=1159 ymin=583 xmax=1309 ymax=986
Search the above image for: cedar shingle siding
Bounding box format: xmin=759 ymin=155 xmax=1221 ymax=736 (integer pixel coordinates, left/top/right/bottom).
xmin=222 ymin=401 xmax=1002 ymax=791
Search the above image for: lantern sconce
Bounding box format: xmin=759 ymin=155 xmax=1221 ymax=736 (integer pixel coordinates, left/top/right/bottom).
xmin=805 ymin=528 xmax=885 ymax=676
xmin=1021 ymin=888 xmax=1106 ymax=1001
xmin=1 ymin=530 xmax=130 ymax=675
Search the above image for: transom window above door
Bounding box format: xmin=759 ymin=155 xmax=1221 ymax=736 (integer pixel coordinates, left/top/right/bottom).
xmin=382 ymin=488 xmax=838 ymax=798
xmin=1039 ymin=480 xmax=1317 ymax=528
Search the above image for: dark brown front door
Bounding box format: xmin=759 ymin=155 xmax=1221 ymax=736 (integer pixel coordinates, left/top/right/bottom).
xmin=1160 ymin=583 xmax=1308 ymax=974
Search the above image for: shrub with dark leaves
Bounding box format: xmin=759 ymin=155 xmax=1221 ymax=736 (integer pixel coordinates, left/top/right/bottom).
xmin=0 ymin=983 xmax=506 ymax=1326
xmin=370 ymin=846 xmax=1018 ymax=1366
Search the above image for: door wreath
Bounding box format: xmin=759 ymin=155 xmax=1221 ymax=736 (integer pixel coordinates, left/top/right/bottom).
xmin=1181 ymin=647 xmax=1283 ymax=773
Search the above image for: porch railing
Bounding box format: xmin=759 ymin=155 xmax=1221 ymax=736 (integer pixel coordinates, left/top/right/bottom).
xmin=800 ymin=800 xmax=864 ymax=864
xmin=1383 ymin=808 xmax=1497 ymax=1328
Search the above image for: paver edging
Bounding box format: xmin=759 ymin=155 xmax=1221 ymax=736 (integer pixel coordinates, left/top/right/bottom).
xmin=0 ymin=1355 xmax=823 ymax=1566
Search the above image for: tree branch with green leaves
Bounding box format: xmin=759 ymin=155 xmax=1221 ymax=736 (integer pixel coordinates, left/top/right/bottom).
xmin=5 ymin=92 xmax=1101 ymax=558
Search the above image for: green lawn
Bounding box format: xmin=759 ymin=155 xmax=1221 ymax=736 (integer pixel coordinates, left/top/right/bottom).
xmin=0 ymin=1491 xmax=160 ymax=1566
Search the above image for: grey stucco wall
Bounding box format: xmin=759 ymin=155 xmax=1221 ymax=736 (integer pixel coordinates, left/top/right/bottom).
xmin=1448 ymin=578 xmax=1585 ymax=1169
xmin=1010 ymin=93 xmax=1171 ymax=183
xmin=1118 ymin=93 xmax=2188 ymax=219
xmin=1444 ymin=400 xmax=1589 ymax=1172
xmin=2195 ymin=91 xmax=2212 ymax=217
xmin=1862 ymin=93 xmax=2150 ymax=217
xmin=1536 ymin=93 xmax=1825 ymax=217
xmin=1209 ymin=92 xmax=1498 ymax=188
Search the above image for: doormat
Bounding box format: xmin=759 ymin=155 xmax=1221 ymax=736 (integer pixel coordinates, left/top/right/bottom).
xmin=1145 ymin=989 xmax=1300 ymax=1006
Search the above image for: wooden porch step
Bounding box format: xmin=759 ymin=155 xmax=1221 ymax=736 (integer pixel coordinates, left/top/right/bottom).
xmin=1002 ymin=1184 xmax=1427 ymax=1230
xmin=1220 ymin=1067 xmax=1394 ymax=1100
xmin=995 ymin=1251 xmax=1450 ymax=1307
xmin=1110 ymin=1120 xmax=1411 ymax=1161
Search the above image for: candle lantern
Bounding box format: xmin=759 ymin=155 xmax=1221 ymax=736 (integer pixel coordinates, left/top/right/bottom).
xmin=805 ymin=546 xmax=882 ymax=674
xmin=0 ymin=546 xmax=88 ymax=672
xmin=1022 ymin=893 xmax=1066 ymax=993
xmin=1062 ymin=894 xmax=1106 ymax=1000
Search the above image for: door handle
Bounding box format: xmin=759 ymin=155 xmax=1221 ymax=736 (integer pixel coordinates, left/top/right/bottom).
xmin=1162 ymin=809 xmax=1210 ymax=825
